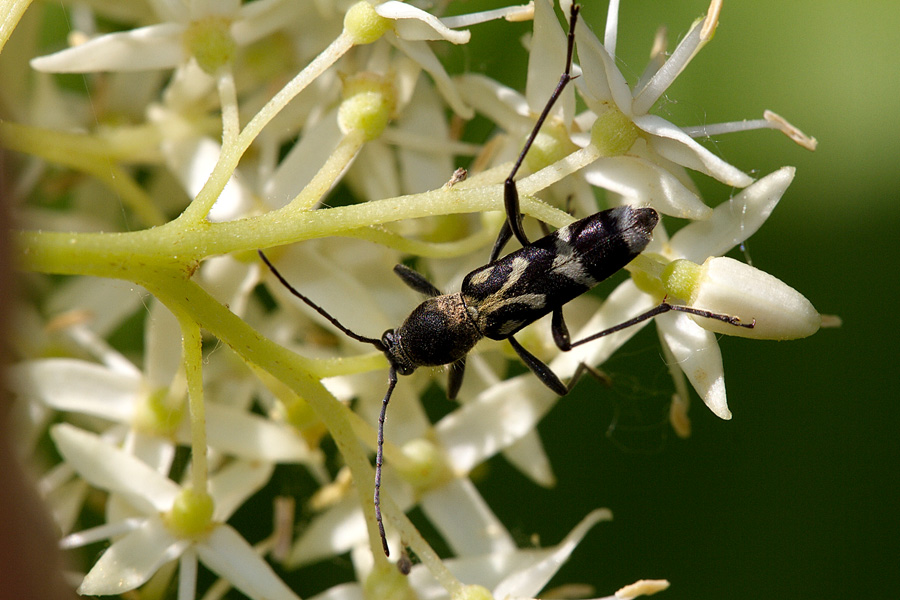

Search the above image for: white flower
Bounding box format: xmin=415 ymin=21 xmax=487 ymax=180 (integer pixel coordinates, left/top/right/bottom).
xmin=302 ymin=509 xmax=613 ymax=600
xmin=30 ymin=0 xmax=304 ymax=75
xmin=7 ymin=300 xmax=312 ymax=466
xmin=287 ymin=344 xmax=570 ymax=566
xmin=458 ymin=0 xmax=816 ymax=221
xmin=573 ymin=0 xmax=815 ymax=216
xmin=51 ymin=424 xmax=296 ymax=599
xmin=665 ymin=256 xmax=821 ymax=340
xmin=551 ymin=167 xmax=819 ymax=421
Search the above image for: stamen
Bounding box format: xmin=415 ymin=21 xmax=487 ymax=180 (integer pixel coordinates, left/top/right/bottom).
xmin=604 ymin=0 xmax=621 ymax=57
xmin=681 ymin=111 xmax=818 ymax=151
xmin=700 ymin=0 xmax=723 ymax=41
xmin=632 ymin=2 xmax=717 ymax=115
xmin=763 ymin=110 xmax=818 ymax=150
xmin=634 ymin=26 xmax=668 ymax=94
xmin=441 ymin=4 xmax=534 ymax=28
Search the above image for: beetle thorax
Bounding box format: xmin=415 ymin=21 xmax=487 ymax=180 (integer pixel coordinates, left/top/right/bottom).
xmin=383 ymin=293 xmax=482 ymax=372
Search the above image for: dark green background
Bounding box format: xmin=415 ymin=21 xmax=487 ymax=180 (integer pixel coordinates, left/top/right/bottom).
xmin=455 ymin=1 xmax=900 ymax=598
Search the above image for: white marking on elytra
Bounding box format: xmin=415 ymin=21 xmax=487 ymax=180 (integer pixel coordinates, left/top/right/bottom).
xmin=504 ymin=257 xmax=529 ymax=288
xmin=467 ymin=255 xmax=547 ymax=331
xmin=468 ymin=265 xmax=494 ymax=287
xmin=503 ymin=293 xmax=546 ymax=309
xmin=555 ymin=222 xmax=574 ymax=243
xmin=551 ymin=234 xmax=597 ymax=288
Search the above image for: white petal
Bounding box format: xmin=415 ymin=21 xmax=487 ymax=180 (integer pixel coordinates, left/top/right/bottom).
xmin=388 ymin=36 xmax=473 ymax=118
xmin=346 ymin=140 xmax=400 ymax=203
xmin=455 ymin=74 xmax=531 ymax=133
xmin=144 ymin=299 xmax=183 ymax=389
xmin=631 ymin=12 xmax=706 ymax=115
xmin=65 ymin=324 xmax=141 ymax=376
xmin=31 ymin=24 xmax=186 ymax=73
xmin=233 ymin=0 xmax=307 ymax=46
xmin=128 ymin=432 xmax=177 ymax=474
xmin=61 ymin=517 xmax=143 ymax=549
xmin=526 ymin=0 xmax=574 ymax=123
xmin=421 ymin=478 xmax=516 ymax=556
xmin=79 ymin=517 xmax=188 ymax=595
xmin=266 ymin=107 xmax=344 ymax=209
xmin=149 ymin=0 xmax=189 ymax=23
xmin=197 ymin=525 xmax=300 ymax=600
xmin=192 ymin=0 xmax=240 ymax=18
xmin=493 ymin=509 xmax=612 ymax=598
xmin=690 ymin=257 xmax=821 ymax=340
xmin=573 ymin=19 xmax=634 ymax=115
xmin=46 ymin=477 xmax=90 ymax=535
xmin=7 ymin=359 xmax=140 ymax=422
xmin=162 ymin=136 xmax=254 ymax=222
xmin=656 ymin=314 xmax=730 ymax=419
xmin=308 ymin=583 xmax=365 ymax=600
xmin=397 ymin=82 xmax=455 ymax=194
xmin=198 ymin=255 xmax=260 ymax=316
xmin=50 ymin=423 xmax=180 ymax=511
xmin=271 ymin=240 xmax=397 ymax=337
xmin=616 ymin=579 xmax=671 ymax=599
xmin=160 ymin=59 xmax=216 ymax=107
xmin=435 ymin=376 xmax=557 ymax=473
xmin=603 ymin=0 xmax=621 ymax=56
xmin=179 ymin=550 xmax=199 ymax=600
xmin=195 ymin=403 xmax=310 ymax=463
xmin=47 ymin=276 xmax=147 ymax=339
xmin=287 ymin=497 xmax=367 ymax=567
xmin=375 ymin=1 xmax=470 ymax=44
xmin=582 ymin=155 xmax=712 ymax=220
xmin=635 ymin=114 xmax=754 ymax=188
xmin=502 ymin=430 xmax=556 ymax=487
xmin=668 ymin=167 xmax=795 ymax=262
xmin=208 ymin=460 xmax=274 ymax=520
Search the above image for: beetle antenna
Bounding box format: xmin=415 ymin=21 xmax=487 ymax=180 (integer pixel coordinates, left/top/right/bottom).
xmin=259 ymin=249 xmax=400 ymax=555
xmin=258 ymin=250 xmax=385 ymax=349
xmin=374 ymin=366 xmax=399 ymax=556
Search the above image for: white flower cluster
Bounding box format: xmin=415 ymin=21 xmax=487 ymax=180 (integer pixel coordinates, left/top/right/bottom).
xmin=3 ymin=0 xmax=822 ymax=599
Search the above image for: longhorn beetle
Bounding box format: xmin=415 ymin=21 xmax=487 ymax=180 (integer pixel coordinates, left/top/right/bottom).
xmin=258 ymin=3 xmax=751 ymax=557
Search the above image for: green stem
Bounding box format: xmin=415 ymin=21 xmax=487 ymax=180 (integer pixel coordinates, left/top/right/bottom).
xmin=0 ymin=122 xmax=167 ymax=227
xmin=139 ymin=267 xmax=460 ymax=576
xmin=177 ymin=315 xmax=209 ymax=493
xmin=177 ymin=32 xmax=355 ymax=224
xmin=16 ymin=176 xmax=574 ymax=278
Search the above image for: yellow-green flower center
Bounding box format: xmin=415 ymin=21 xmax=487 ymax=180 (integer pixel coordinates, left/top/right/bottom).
xmin=133 ymin=387 xmax=185 ymax=437
xmin=453 ymin=584 xmax=494 ymax=600
xmin=661 ymin=258 xmax=702 ymax=302
xmin=398 ymin=438 xmax=451 ymax=492
xmin=344 ymin=1 xmax=392 ymax=45
xmin=590 ymin=107 xmax=639 ymax=157
xmin=166 ymin=488 xmax=215 ymax=538
xmin=364 ymin=561 xmax=416 ymax=600
xmin=523 ymin=120 xmax=578 ymax=173
xmin=337 ymin=74 xmax=396 ymax=141
xmin=184 ymin=16 xmax=236 ymax=75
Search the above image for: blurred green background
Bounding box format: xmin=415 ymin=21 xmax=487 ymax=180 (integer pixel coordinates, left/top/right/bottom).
xmin=456 ymin=1 xmax=900 ymax=599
